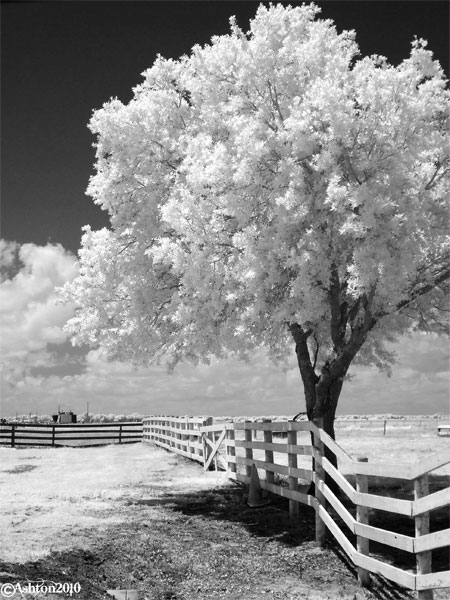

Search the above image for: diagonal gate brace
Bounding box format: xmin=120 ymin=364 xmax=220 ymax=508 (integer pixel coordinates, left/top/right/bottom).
xmin=203 ymin=429 xmax=227 ymax=471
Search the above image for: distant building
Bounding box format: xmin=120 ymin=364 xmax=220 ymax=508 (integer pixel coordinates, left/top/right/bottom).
xmin=52 ymin=411 xmax=77 ymax=424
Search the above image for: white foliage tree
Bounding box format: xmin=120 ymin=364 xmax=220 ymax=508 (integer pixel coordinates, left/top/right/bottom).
xmin=62 ymin=4 xmax=449 ymax=437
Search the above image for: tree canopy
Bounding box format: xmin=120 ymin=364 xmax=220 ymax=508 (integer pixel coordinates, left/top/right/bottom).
xmin=62 ymin=4 xmax=449 ymax=430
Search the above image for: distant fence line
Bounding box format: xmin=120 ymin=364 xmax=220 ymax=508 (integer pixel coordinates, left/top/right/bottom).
xmin=334 ymin=418 xmax=449 ymax=436
xmin=143 ymin=415 xmax=450 ymax=599
xmin=0 ymin=422 xmax=143 ymax=447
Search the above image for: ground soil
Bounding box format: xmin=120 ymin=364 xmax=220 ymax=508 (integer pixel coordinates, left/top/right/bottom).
xmin=0 ymin=483 xmax=418 ymax=600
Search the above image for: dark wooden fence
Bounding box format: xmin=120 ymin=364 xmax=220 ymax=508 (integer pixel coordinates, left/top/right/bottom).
xmin=0 ymin=422 xmax=143 ymax=447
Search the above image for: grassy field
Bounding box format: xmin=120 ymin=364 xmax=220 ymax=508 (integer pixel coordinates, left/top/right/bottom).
xmin=0 ymin=430 xmax=448 ymax=600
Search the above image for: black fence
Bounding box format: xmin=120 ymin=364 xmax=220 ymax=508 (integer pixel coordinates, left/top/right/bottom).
xmin=0 ymin=422 xmax=143 ymax=447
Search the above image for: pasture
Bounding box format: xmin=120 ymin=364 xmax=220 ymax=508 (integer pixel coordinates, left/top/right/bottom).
xmin=0 ymin=426 xmax=448 ymax=599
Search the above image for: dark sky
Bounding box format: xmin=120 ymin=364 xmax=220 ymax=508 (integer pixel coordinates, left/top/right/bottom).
xmin=2 ymin=1 xmax=449 ymax=254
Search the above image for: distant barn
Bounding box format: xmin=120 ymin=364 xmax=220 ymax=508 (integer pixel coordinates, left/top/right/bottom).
xmin=52 ymin=411 xmax=77 ymax=424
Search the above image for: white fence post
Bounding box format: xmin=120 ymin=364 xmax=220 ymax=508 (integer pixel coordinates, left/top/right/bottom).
xmin=244 ymin=421 xmax=253 ymax=479
xmin=264 ymin=424 xmax=274 ymax=486
xmin=202 ymin=417 xmax=213 ymax=469
xmin=287 ymin=424 xmax=299 ymax=517
xmin=415 ymin=473 xmax=433 ymax=600
xmin=356 ymin=456 xmax=370 ymax=587
xmin=227 ymin=424 xmax=236 ymax=476
xmin=186 ymin=417 xmax=192 ymax=457
xmin=313 ymin=419 xmax=326 ymax=547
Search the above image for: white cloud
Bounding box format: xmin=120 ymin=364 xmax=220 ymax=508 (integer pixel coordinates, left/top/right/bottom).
xmin=0 ymin=240 xmax=78 ymax=384
xmin=5 ymin=332 xmax=448 ymax=420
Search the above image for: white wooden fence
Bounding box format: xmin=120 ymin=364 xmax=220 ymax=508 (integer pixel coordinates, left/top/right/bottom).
xmin=142 ymin=416 xmax=211 ymax=463
xmin=143 ymin=416 xmax=450 ymax=599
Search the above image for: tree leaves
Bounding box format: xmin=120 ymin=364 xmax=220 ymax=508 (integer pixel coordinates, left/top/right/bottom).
xmin=62 ymin=4 xmax=449 ymax=381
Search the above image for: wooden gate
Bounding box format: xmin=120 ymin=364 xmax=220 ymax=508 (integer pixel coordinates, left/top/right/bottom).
xmin=200 ymin=422 xmax=229 ymax=471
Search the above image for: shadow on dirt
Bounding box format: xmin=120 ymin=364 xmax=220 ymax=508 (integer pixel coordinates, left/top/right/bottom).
xmin=131 ymin=482 xmax=428 ymax=599
xmin=331 ymin=543 xmax=416 ymax=600
xmin=133 ymin=482 xmax=317 ymax=547
xmin=3 ymin=464 xmax=38 ymax=474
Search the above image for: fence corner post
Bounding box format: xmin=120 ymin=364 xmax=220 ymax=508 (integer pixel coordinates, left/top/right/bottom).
xmin=414 ymin=473 xmax=433 ymax=600
xmin=356 ymin=456 xmax=371 ymax=588
xmin=312 ymin=419 xmax=326 ymax=548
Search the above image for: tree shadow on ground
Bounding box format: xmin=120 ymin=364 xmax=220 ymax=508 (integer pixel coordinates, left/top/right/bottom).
xmin=132 ymin=483 xmax=416 ymax=599
xmin=133 ymin=482 xmax=316 ymax=547
xmin=331 ymin=542 xmax=416 ymax=600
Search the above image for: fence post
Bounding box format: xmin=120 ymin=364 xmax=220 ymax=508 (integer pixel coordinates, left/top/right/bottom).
xmin=263 ymin=424 xmax=274 ymax=486
xmin=166 ymin=417 xmax=170 ymax=447
xmin=190 ymin=418 xmax=196 ymax=458
xmin=170 ymin=418 xmax=176 ymax=449
xmin=244 ymin=421 xmax=253 ymax=479
xmin=414 ymin=474 xmax=433 ymax=600
xmin=186 ymin=417 xmax=191 ymax=456
xmin=214 ymin=429 xmax=219 ymax=471
xmin=175 ymin=419 xmax=179 ymax=450
xmin=164 ymin=416 xmax=168 ymax=447
xmin=52 ymin=425 xmax=56 ymax=447
xmin=11 ymin=424 xmax=16 ymax=448
xmin=119 ymin=424 xmax=122 ymax=444
xmin=227 ymin=424 xmax=236 ymax=476
xmin=287 ymin=424 xmax=299 ymax=517
xmin=179 ymin=418 xmax=184 ymax=452
xmin=202 ymin=417 xmax=213 ymax=469
xmin=312 ymin=419 xmax=326 ymax=547
xmin=356 ymin=457 xmax=371 ymax=587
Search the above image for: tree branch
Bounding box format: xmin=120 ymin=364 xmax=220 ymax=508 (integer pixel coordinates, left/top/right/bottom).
xmin=394 ymin=268 xmax=450 ymax=315
xmin=288 ymin=323 xmax=318 ymax=381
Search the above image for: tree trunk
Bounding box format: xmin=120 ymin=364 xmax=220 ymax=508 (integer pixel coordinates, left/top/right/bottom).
xmin=290 ymin=291 xmax=377 ymax=501
xmin=313 ymin=376 xmax=344 ymax=440
xmin=290 ymin=320 xmax=371 ymax=439
xmin=290 ymin=323 xmax=345 ymax=440
xmin=290 ymin=323 xmax=350 ymax=498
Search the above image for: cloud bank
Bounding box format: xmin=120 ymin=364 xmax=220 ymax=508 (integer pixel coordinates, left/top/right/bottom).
xmin=0 ymin=240 xmax=79 ymax=388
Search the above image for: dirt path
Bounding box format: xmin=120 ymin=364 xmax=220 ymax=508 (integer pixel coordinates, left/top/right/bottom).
xmin=0 ymin=444 xmax=415 ymax=599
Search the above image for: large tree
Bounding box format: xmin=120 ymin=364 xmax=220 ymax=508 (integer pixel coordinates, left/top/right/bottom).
xmin=62 ymin=4 xmax=449 ymax=438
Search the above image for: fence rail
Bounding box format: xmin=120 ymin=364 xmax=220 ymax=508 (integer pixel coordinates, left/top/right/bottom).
xmin=0 ymin=422 xmax=143 ymax=447
xmin=143 ymin=416 xmax=450 ymax=599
